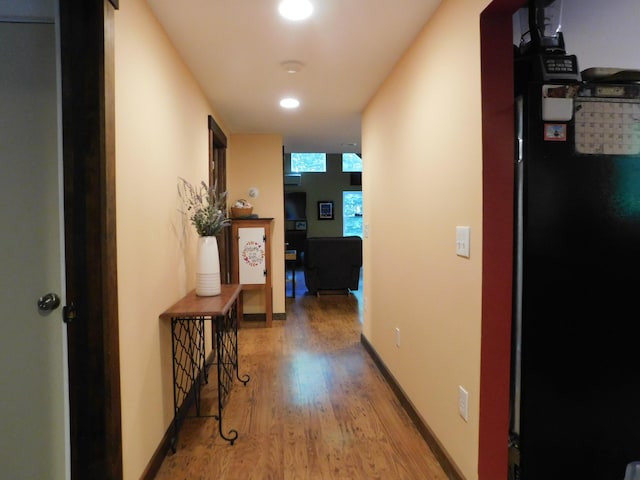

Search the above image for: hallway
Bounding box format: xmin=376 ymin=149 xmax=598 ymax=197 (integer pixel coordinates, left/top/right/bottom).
xmin=154 ymin=276 xmax=448 ymax=479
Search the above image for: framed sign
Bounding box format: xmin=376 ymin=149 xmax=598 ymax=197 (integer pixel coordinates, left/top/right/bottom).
xmin=317 ymin=201 xmax=334 ymax=220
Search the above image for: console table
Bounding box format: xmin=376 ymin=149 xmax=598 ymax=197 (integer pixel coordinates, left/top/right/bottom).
xmin=159 ymin=284 xmax=249 ymax=451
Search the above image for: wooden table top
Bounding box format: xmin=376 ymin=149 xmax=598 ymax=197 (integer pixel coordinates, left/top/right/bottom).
xmin=160 ymin=284 xmax=242 ymax=319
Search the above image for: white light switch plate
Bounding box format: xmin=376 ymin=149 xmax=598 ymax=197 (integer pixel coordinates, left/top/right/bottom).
xmin=456 ymin=226 xmax=471 ymax=258
xmin=458 ymin=385 xmax=469 ymax=422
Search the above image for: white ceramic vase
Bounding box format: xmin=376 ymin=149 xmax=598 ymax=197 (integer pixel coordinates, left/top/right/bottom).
xmin=195 ymin=236 xmax=221 ymax=296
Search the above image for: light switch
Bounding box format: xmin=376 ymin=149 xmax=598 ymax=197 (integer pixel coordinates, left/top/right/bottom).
xmin=456 ymin=226 xmax=471 ymax=258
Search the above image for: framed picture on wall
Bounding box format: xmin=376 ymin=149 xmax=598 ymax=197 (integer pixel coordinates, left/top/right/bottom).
xmin=317 ymin=201 xmax=334 ymax=220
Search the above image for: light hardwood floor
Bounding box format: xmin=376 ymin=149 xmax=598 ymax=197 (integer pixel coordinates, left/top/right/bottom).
xmin=154 ymin=275 xmax=449 ymax=479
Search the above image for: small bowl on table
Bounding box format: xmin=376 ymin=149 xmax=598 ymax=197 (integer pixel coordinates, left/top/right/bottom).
xmin=231 ymin=206 xmax=253 ymax=218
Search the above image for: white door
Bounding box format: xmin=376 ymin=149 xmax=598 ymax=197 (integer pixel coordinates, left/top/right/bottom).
xmin=0 ymin=21 xmax=69 ymax=479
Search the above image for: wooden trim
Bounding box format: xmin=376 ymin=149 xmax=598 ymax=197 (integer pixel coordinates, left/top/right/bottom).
xmin=208 ymin=114 xmax=227 ymax=147
xmin=208 ymin=115 xmax=230 ymax=283
xmin=242 ymin=312 xmax=286 ymax=322
xmin=139 ymin=426 xmax=172 ymax=480
xmin=60 ymin=0 xmax=122 ymax=478
xmin=360 ymin=334 xmax=464 ymax=480
xmin=103 ymin=3 xmax=123 ymax=476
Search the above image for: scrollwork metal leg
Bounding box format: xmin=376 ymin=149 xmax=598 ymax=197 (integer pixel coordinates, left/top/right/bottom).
xmin=231 ymin=301 xmax=250 ymax=385
xmin=212 ymin=299 xmax=251 ymax=445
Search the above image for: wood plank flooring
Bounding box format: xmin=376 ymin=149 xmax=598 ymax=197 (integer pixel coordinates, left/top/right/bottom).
xmin=154 ymin=280 xmax=449 ymax=479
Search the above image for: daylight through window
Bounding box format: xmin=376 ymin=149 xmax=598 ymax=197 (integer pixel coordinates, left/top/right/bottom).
xmin=342 ymin=153 xmax=362 ymax=172
xmin=291 ymin=153 xmax=326 ymax=172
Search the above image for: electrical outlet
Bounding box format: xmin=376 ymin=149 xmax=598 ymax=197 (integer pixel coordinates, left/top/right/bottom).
xmin=395 ymin=327 xmax=400 ymax=347
xmin=458 ymin=385 xmax=469 ymax=422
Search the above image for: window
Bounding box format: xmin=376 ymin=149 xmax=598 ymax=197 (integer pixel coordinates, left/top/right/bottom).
xmin=343 ymin=154 xmax=362 ymax=237
xmin=291 ymin=153 xmax=326 ymax=172
xmin=343 ymin=191 xmax=363 ymax=238
xmin=342 ymin=153 xmax=362 ymax=172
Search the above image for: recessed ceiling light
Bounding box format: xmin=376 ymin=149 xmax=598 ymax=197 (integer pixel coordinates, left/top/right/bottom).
xmin=280 ymin=98 xmax=300 ymax=109
xmin=281 ymin=60 xmax=304 ymax=74
xmin=278 ymin=0 xmax=313 ymax=21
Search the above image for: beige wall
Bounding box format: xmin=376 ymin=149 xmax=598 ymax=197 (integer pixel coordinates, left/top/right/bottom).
xmin=114 ymin=1 xmax=227 ymax=477
xmin=362 ymin=0 xmax=490 ymax=478
xmin=227 ymin=134 xmax=285 ymax=315
xmin=114 ymin=4 xmax=288 ymax=476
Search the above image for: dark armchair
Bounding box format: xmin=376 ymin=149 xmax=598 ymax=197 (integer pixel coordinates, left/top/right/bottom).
xmin=303 ymin=236 xmax=363 ymax=295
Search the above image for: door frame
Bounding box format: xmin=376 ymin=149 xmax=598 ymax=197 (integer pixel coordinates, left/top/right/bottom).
xmin=208 ymin=115 xmax=230 ymax=283
xmin=60 ymin=1 xmax=122 ymax=478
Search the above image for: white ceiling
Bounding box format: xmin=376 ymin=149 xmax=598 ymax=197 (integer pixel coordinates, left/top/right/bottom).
xmin=145 ymin=0 xmax=441 ymax=153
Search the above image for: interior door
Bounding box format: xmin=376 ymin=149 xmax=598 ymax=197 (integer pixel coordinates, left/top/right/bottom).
xmin=0 ymin=21 xmax=69 ymax=479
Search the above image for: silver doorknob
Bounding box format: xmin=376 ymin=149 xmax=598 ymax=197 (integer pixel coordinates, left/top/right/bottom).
xmin=38 ymin=292 xmax=60 ymax=312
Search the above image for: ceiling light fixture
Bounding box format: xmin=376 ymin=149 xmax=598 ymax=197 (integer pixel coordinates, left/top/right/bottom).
xmin=280 ymin=97 xmax=300 ymax=109
xmin=281 ymin=60 xmax=304 ymax=74
xmin=278 ymin=0 xmax=313 ymax=21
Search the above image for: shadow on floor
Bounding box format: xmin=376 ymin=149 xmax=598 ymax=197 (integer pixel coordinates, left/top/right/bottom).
xmin=285 ymin=266 xmax=363 ymax=303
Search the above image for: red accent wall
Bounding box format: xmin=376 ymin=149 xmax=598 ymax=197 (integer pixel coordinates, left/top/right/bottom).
xmin=479 ymin=1 xmax=522 ymax=479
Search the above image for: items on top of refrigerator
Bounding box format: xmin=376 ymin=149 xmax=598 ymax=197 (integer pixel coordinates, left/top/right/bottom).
xmin=581 ymin=67 xmax=640 ymax=84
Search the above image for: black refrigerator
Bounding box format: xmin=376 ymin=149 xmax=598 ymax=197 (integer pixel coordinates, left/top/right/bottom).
xmin=509 ymin=43 xmax=640 ymax=479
